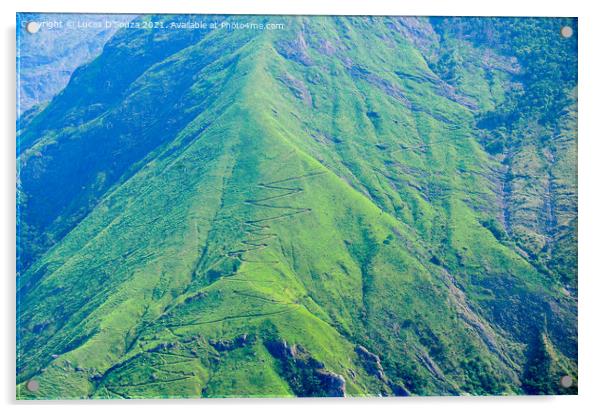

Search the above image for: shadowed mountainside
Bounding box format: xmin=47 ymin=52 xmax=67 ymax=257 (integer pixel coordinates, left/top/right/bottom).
xmin=16 ymin=13 xmax=136 ymax=116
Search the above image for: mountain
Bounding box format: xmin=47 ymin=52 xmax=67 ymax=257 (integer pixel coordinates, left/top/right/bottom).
xmin=16 ymin=15 xmax=577 ymax=398
xmin=16 ymin=13 xmax=136 ymax=116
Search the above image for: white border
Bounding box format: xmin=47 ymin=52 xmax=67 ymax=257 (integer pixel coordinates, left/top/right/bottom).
xmin=1 ymin=0 xmax=588 ymax=17
xmin=3 ymin=1 xmax=601 ymax=413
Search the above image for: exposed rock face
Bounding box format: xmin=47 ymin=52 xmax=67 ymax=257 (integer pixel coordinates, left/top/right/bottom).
xmin=318 ymin=39 xmax=336 ymax=56
xmin=386 ymin=17 xmax=440 ymax=60
xmin=355 ymin=345 xmax=386 ymax=380
xmin=184 ymin=291 xmax=207 ymax=303
xmin=355 ymin=345 xmax=410 ymax=396
xmin=347 ymin=65 xmax=411 ymax=108
xmin=276 ymin=32 xmax=314 ymax=66
xmin=265 ymin=338 xmax=296 ymax=359
xmin=266 ymin=339 xmax=346 ymax=397
xmin=209 ymin=334 xmax=251 ymax=352
xmin=279 ymin=72 xmax=313 ymax=106
xmin=316 ymin=370 xmax=346 ymax=397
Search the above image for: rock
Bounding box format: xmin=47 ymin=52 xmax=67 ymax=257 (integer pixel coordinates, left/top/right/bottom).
xmin=184 ymin=291 xmax=207 ymax=303
xmin=386 ymin=17 xmax=440 ymax=60
xmin=275 ymin=32 xmax=314 ymax=66
xmin=318 ymin=39 xmax=337 ymax=56
xmin=348 ymin=65 xmax=412 ymax=108
xmin=389 ymin=381 xmax=411 ymax=396
xmin=355 ymin=345 xmax=385 ymax=379
xmin=266 ymin=338 xmax=346 ymax=397
xmin=355 ymin=344 xmax=411 ymax=395
xmin=265 ymin=339 xmax=295 ymax=359
xmin=209 ymin=333 xmax=251 ymax=352
xmin=306 ymin=356 xmax=325 ymax=370
xmin=316 ymin=370 xmax=346 ymax=397
xmin=279 ymin=72 xmax=313 ymax=106
xmin=90 ymin=373 xmax=103 ymax=382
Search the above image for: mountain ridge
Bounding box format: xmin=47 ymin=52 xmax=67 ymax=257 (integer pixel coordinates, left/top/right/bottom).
xmin=17 ymin=15 xmax=577 ymax=398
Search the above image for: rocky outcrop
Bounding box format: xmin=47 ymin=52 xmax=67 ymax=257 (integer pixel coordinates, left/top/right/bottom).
xmin=347 ymin=65 xmax=412 ymax=108
xmin=266 ymin=339 xmax=346 ymax=397
xmin=209 ymin=334 xmax=251 ymax=352
xmin=355 ymin=345 xmax=410 ymax=396
xmin=355 ymin=345 xmax=386 ymax=380
xmin=279 ymin=72 xmax=313 ymax=106
xmin=275 ymin=32 xmax=314 ymax=66
xmin=386 ymin=17 xmax=440 ymax=60
xmin=316 ymin=370 xmax=346 ymax=397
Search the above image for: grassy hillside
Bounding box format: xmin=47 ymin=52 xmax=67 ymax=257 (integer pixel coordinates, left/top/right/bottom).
xmin=17 ymin=15 xmax=577 ymax=398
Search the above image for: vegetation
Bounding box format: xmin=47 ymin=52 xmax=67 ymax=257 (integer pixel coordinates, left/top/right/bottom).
xmin=430 ymin=17 xmax=578 ymax=289
xmin=16 ymin=15 xmax=577 ymax=399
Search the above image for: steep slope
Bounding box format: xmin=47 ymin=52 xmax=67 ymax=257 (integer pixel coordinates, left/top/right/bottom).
xmin=17 ymin=15 xmax=225 ymax=273
xmin=17 ymin=15 xmax=577 ymax=398
xmin=16 ymin=13 xmax=136 ymax=115
xmin=429 ymin=17 xmax=578 ymax=291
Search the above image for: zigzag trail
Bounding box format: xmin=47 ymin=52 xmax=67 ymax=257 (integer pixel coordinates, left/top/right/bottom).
xmin=156 ymin=169 xmax=326 ymax=327
xmin=227 ymin=170 xmax=326 ymax=263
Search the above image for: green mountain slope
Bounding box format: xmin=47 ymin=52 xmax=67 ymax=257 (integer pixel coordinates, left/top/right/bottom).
xmin=17 ymin=15 xmax=577 ymax=398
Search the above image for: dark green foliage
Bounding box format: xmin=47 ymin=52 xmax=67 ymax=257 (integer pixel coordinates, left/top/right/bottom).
xmin=433 ymin=17 xmax=577 ymax=127
xmin=481 ymin=218 xmax=510 ymax=243
xmin=430 ymin=17 xmax=578 ymax=290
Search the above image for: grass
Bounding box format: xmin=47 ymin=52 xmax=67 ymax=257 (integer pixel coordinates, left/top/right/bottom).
xmin=17 ymin=15 xmax=577 ymax=399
